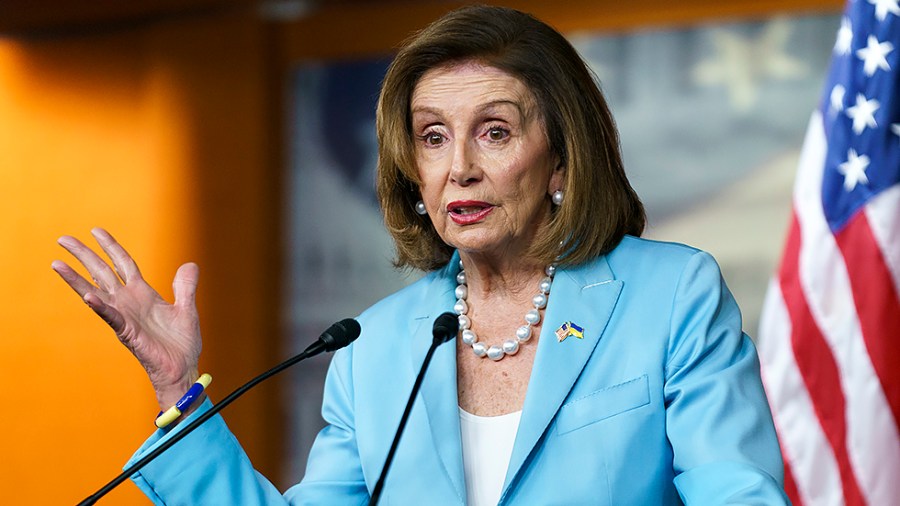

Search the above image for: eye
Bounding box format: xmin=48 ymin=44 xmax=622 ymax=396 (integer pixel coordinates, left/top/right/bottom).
xmin=486 ymin=126 xmax=509 ymax=142
xmin=420 ymin=131 xmax=446 ymax=147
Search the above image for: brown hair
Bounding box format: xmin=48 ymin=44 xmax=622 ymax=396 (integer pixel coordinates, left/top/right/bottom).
xmin=376 ymin=5 xmax=645 ymax=271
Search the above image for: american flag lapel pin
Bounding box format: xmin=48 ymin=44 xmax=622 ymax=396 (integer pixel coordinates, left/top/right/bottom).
xmin=555 ymin=322 xmax=570 ymax=342
xmin=556 ymin=321 xmax=585 ymax=342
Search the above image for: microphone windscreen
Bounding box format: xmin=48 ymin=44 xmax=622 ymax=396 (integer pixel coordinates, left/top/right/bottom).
xmin=432 ymin=312 xmax=459 ymax=344
xmin=320 ymin=318 xmax=362 ymax=352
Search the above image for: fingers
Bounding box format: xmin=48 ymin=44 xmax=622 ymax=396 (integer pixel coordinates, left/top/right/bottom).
xmin=90 ymin=228 xmax=143 ymax=284
xmin=51 ymin=260 xmax=98 ymax=299
xmin=57 ymin=235 xmax=121 ymax=291
xmin=83 ymin=292 xmax=127 ymax=334
xmin=173 ymin=262 xmax=200 ymax=310
xmin=52 ymin=259 xmax=127 ymax=334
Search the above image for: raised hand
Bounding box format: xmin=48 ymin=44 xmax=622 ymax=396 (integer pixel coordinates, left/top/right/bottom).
xmin=52 ymin=228 xmax=203 ymax=411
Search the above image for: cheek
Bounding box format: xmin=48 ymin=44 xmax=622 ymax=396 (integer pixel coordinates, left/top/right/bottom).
xmin=415 ymin=152 xmax=449 ymax=191
xmin=417 ymin=176 xmax=444 ymax=215
xmin=501 ymin=159 xmax=550 ymax=200
xmin=414 ymin=158 xmax=435 ymax=191
xmin=415 ymin=147 xmax=443 ymax=168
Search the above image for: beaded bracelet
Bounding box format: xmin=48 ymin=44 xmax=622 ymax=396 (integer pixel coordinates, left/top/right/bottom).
xmin=155 ymin=373 xmax=213 ymax=429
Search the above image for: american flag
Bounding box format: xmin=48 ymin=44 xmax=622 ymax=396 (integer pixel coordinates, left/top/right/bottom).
xmin=555 ymin=322 xmax=570 ymax=342
xmin=757 ymin=1 xmax=900 ymax=505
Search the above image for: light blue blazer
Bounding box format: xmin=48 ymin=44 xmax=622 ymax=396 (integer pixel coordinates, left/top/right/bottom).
xmin=128 ymin=236 xmax=788 ymax=505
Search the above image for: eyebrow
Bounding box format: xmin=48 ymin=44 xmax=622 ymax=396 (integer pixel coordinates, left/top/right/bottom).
xmin=477 ymin=99 xmax=528 ymax=118
xmin=411 ymin=99 xmax=530 ymax=120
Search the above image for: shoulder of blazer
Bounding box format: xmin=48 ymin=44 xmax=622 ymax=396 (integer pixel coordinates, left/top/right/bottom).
xmin=605 ymin=235 xmax=709 ymax=281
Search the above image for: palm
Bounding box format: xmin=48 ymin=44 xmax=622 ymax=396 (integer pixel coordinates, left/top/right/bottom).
xmin=112 ymin=278 xmax=200 ymax=387
xmin=52 ymin=228 xmax=202 ymax=397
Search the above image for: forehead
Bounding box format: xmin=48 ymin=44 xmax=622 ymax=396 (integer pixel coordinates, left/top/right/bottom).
xmin=411 ymin=62 xmax=536 ymax=114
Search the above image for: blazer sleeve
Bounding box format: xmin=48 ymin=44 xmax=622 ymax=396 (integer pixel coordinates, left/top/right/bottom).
xmin=126 ymin=398 xmax=289 ymax=505
xmin=126 ymin=344 xmax=368 ymax=505
xmin=663 ymin=251 xmax=790 ymax=505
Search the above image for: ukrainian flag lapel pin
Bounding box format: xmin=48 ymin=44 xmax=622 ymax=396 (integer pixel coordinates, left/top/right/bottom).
xmin=555 ymin=321 xmax=585 ymax=342
xmin=568 ymin=322 xmax=585 ymax=339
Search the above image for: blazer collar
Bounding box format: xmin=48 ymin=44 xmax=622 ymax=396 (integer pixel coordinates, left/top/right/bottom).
xmin=407 ymin=252 xmax=623 ymax=504
xmin=409 ymin=253 xmax=465 ymax=503
xmin=502 ymin=254 xmax=623 ymax=497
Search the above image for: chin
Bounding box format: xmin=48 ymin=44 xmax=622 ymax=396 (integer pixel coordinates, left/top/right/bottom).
xmin=453 ymin=238 xmax=516 ymax=258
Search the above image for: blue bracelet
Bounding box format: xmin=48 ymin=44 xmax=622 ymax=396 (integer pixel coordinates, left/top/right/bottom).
xmin=155 ymin=373 xmax=212 ymax=428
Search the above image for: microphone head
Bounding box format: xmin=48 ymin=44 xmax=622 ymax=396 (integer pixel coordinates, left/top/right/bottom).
xmin=432 ymin=312 xmax=459 ymax=345
xmin=320 ymin=318 xmax=362 ymax=352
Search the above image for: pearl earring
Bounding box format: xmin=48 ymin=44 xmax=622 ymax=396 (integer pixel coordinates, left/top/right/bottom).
xmin=415 ymin=200 xmax=428 ymax=215
xmin=551 ymin=190 xmax=564 ymax=206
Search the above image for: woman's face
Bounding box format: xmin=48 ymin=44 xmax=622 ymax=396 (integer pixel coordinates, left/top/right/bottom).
xmin=411 ymin=62 xmax=564 ymax=263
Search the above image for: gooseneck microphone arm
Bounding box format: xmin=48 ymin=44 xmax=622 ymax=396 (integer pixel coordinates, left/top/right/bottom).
xmin=77 ymin=318 xmax=361 ymax=506
xmin=369 ymin=312 xmax=459 ymax=506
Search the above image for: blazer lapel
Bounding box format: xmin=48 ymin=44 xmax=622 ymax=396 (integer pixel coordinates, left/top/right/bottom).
xmin=502 ymin=255 xmax=623 ymax=495
xmin=408 ymin=255 xmax=467 ymax=503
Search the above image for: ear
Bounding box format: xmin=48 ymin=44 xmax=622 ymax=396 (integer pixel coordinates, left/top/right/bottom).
xmin=547 ymin=158 xmax=566 ymax=197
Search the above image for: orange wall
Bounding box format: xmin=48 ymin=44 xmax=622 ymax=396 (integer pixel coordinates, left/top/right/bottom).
xmin=0 ymin=1 xmax=844 ymax=504
xmin=0 ymin=9 xmax=280 ymax=504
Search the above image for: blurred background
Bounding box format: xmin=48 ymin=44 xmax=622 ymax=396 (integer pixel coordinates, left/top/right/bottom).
xmin=0 ymin=0 xmax=842 ymax=503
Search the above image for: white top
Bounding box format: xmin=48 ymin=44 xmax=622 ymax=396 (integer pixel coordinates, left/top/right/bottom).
xmin=458 ymin=407 xmax=523 ymax=506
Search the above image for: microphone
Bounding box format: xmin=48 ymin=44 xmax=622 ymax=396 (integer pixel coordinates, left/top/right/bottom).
xmin=370 ymin=312 xmax=458 ymax=505
xmin=431 ymin=311 xmax=459 ymax=345
xmin=77 ymin=318 xmax=361 ymax=506
xmin=300 ymin=318 xmax=362 ymax=356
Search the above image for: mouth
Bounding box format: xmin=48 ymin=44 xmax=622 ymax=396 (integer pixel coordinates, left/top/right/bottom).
xmin=447 ymin=200 xmax=494 ymax=224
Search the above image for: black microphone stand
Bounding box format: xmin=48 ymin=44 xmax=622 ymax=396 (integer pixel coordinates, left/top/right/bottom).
xmin=369 ymin=312 xmax=458 ymax=505
xmin=77 ymin=319 xmax=360 ymax=506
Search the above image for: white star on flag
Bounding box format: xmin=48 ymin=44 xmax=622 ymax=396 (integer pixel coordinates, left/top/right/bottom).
xmin=867 ymin=0 xmax=900 ymax=21
xmin=837 ymin=148 xmax=871 ymax=190
xmin=835 ymin=17 xmax=853 ymax=55
xmin=845 ymin=93 xmax=880 ymax=134
xmin=830 ymin=84 xmax=846 ymax=113
xmin=856 ymin=35 xmax=894 ymax=75
xmin=892 ymin=123 xmax=900 ymax=143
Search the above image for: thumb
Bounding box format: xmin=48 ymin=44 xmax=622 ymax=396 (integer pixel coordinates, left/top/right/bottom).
xmin=173 ymin=262 xmax=200 ymax=309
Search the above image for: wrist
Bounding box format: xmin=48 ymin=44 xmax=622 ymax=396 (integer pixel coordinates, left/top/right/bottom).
xmin=155 ymin=372 xmax=199 ymax=412
xmin=154 ymin=373 xmax=212 ymax=429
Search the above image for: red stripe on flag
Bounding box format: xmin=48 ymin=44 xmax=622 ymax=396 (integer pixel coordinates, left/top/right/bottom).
xmin=783 ymin=457 xmax=803 ymax=506
xmin=779 ymin=212 xmax=866 ymax=505
xmin=774 ymin=413 xmax=805 ymax=506
xmin=834 ymin=210 xmax=900 ymax=428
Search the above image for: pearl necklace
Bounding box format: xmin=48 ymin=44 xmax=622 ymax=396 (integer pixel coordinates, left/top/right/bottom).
xmin=453 ymin=260 xmax=556 ymax=361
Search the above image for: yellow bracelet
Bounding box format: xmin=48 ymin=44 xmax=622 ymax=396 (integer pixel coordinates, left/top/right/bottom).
xmin=155 ymin=373 xmax=212 ymax=429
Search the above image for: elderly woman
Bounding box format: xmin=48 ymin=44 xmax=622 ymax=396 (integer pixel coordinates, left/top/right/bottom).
xmin=54 ymin=5 xmax=788 ymax=505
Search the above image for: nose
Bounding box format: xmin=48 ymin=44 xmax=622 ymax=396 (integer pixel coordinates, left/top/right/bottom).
xmin=449 ymin=138 xmax=481 ymax=186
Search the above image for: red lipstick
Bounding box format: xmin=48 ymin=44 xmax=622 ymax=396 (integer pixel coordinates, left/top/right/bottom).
xmin=447 ymin=200 xmax=494 ymax=225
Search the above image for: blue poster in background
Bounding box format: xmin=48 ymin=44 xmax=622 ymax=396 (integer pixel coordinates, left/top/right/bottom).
xmin=283 ymin=56 xmax=418 ymax=483
xmin=283 ymin=14 xmax=837 ymax=485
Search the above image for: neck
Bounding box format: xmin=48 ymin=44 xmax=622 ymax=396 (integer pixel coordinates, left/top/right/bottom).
xmin=458 ymin=253 xmax=546 ymax=301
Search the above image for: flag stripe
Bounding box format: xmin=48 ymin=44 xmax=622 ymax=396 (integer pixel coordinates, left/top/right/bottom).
xmin=793 ymin=112 xmax=900 ymax=506
xmin=782 ymin=459 xmax=802 ymax=506
xmin=834 ymin=210 xmax=900 ymax=429
xmin=779 ymin=212 xmax=867 ymax=506
xmin=864 ymin=184 xmax=900 ymax=295
xmin=759 ymin=279 xmax=843 ymax=506
xmin=759 ymin=3 xmax=900 ymax=504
